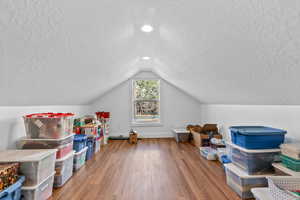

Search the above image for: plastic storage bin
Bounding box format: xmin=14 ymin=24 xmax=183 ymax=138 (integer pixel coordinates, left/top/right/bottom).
xmin=21 ymin=172 xmax=55 ymax=200
xmin=73 ymin=147 xmax=88 ymax=171
xmin=86 ymin=136 xmax=95 ymax=161
xmin=94 ymin=137 xmax=101 ymax=153
xmin=227 ymin=142 xmax=280 ymax=175
xmin=230 ymin=126 xmax=286 ymax=149
xmin=199 ymin=147 xmax=217 ymax=160
xmin=23 ymin=113 xmax=74 ymax=139
xmin=280 ymin=154 xmax=300 ymax=172
xmin=18 ymin=134 xmax=74 ymax=159
xmin=172 ymin=129 xmax=190 ymax=143
xmin=0 ymin=150 xmax=56 ymax=187
xmin=225 ymin=163 xmax=268 ymax=199
xmin=73 ymin=134 xmax=87 ymax=153
xmin=280 ymin=143 xmax=300 ymax=160
xmin=54 ymin=151 xmax=74 ymax=188
xmin=267 ymin=176 xmax=300 ymax=200
xmin=0 ymin=176 xmax=25 ymax=200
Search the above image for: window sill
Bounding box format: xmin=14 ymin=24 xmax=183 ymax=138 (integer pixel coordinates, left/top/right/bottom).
xmin=131 ymin=122 xmax=163 ymax=127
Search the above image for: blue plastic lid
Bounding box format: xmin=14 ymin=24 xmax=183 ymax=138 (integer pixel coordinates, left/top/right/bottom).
xmin=74 ymin=134 xmax=87 ymax=142
xmin=229 ymin=126 xmax=287 ymax=136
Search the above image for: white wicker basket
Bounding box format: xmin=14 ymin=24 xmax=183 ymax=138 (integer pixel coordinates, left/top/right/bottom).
xmin=267 ymin=176 xmax=300 ymax=200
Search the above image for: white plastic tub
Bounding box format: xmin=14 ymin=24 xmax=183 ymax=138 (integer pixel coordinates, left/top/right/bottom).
xmin=94 ymin=138 xmax=101 ymax=153
xmin=0 ymin=150 xmax=56 ymax=187
xmin=280 ymin=143 xmax=300 ymax=160
xmin=54 ymin=151 xmax=74 ymax=187
xmin=74 ymin=147 xmax=88 ymax=171
xmin=21 ymin=172 xmax=55 ymax=200
xmin=224 ymin=163 xmax=268 ymax=199
xmin=199 ymin=147 xmax=217 ymax=160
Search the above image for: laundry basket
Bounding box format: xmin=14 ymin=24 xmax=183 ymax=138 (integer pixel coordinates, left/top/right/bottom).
xmin=267 ymin=176 xmax=300 ymax=200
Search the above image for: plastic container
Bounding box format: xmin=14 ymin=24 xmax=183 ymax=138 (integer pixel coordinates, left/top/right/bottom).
xmin=230 ymin=126 xmax=286 ymax=149
xmin=0 ymin=150 xmax=56 ymax=187
xmin=0 ymin=176 xmax=25 ymax=200
xmin=86 ymin=136 xmax=95 ymax=161
xmin=267 ymin=176 xmax=300 ymax=200
xmin=23 ymin=113 xmax=74 ymax=139
xmin=21 ymin=172 xmax=55 ymax=200
xmin=73 ymin=147 xmax=88 ymax=171
xmin=272 ymin=163 xmax=300 ymax=176
xmin=104 ymin=135 xmax=109 ymax=145
xmin=280 ymin=154 xmax=300 ymax=172
xmin=95 ymin=112 xmax=110 ymax=119
xmin=18 ymin=134 xmax=74 ymax=159
xmin=251 ymin=188 xmax=273 ymax=200
xmin=172 ymin=129 xmax=190 ymax=143
xmin=54 ymin=151 xmax=74 ymax=188
xmin=280 ymin=143 xmax=300 ymax=160
xmin=94 ymin=137 xmax=101 ymax=153
xmin=199 ymin=147 xmax=217 ymax=160
xmin=73 ymin=134 xmax=87 ymax=153
xmin=224 ymin=163 xmax=268 ymax=199
xmin=227 ymin=142 xmax=280 ymax=175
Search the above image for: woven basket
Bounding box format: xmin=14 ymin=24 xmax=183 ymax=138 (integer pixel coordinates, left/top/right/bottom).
xmin=267 ymin=176 xmax=300 ymax=200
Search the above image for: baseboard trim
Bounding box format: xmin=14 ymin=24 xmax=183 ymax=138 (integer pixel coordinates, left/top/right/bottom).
xmin=110 ymin=132 xmax=173 ymax=139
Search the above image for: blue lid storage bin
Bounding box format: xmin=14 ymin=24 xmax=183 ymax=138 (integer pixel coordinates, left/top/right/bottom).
xmin=227 ymin=142 xmax=280 ymax=175
xmin=85 ymin=136 xmax=95 ymax=161
xmin=230 ymin=126 xmax=286 ymax=149
xmin=73 ymin=134 xmax=87 ymax=153
xmin=0 ymin=176 xmax=25 ymax=200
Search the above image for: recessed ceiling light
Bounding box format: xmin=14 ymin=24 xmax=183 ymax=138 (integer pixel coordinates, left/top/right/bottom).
xmin=141 ymin=25 xmax=153 ymax=33
xmin=142 ymin=56 xmax=151 ymax=60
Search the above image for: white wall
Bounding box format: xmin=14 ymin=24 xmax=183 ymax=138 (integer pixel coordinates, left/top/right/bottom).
xmin=200 ymin=104 xmax=300 ymax=143
xmin=91 ymin=71 xmax=202 ymax=138
xmin=0 ymin=105 xmax=91 ymax=150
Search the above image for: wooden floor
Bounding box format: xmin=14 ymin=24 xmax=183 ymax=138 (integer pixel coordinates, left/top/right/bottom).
xmin=51 ymin=139 xmax=241 ymax=200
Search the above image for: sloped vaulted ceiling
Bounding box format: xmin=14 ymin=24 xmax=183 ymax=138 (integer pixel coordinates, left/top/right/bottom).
xmin=0 ymin=0 xmax=300 ymax=105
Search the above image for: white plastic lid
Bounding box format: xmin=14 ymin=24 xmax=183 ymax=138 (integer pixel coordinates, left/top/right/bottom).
xmin=280 ymin=143 xmax=300 ymax=153
xmin=21 ymin=134 xmax=74 ymax=142
xmin=173 ymin=129 xmax=190 ymax=133
xmin=0 ymin=149 xmax=57 ymax=162
xmin=74 ymin=147 xmax=88 ymax=156
xmin=272 ymin=163 xmax=300 ymax=177
xmin=224 ymin=163 xmax=269 ymax=178
xmin=226 ymin=142 xmax=281 ymax=153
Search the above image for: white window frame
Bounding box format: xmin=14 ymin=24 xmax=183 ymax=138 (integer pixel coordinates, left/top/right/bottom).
xmin=131 ymin=79 xmax=162 ymax=127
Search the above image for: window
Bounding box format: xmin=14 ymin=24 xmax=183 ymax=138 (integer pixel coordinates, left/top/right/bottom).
xmin=132 ymin=79 xmax=160 ymax=124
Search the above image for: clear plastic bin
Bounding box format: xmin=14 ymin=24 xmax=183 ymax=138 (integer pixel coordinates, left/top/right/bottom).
xmin=199 ymin=147 xmax=217 ymax=160
xmin=227 ymin=142 xmax=280 ymax=175
xmin=280 ymin=143 xmax=300 ymax=160
xmin=23 ymin=113 xmax=74 ymax=139
xmin=21 ymin=172 xmax=55 ymax=200
xmin=225 ymin=163 xmax=268 ymax=199
xmin=18 ymin=134 xmax=74 ymax=159
xmin=73 ymin=147 xmax=87 ymax=171
xmin=173 ymin=129 xmax=190 ymax=143
xmin=54 ymin=151 xmax=74 ymax=188
xmin=0 ymin=150 xmax=56 ymax=187
xmin=94 ymin=137 xmax=101 ymax=153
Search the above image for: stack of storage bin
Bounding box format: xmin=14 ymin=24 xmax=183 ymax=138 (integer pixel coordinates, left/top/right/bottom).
xmin=280 ymin=143 xmax=300 ymax=172
xmin=73 ymin=135 xmax=88 ymax=171
xmin=225 ymin=126 xmax=286 ymax=199
xmin=22 ymin=113 xmax=75 ymax=189
xmin=95 ymin=112 xmax=110 ymax=145
xmin=0 ymin=150 xmax=56 ymax=200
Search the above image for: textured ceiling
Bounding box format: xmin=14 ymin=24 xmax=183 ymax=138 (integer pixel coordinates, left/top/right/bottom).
xmin=1 ymin=0 xmax=300 ymax=105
